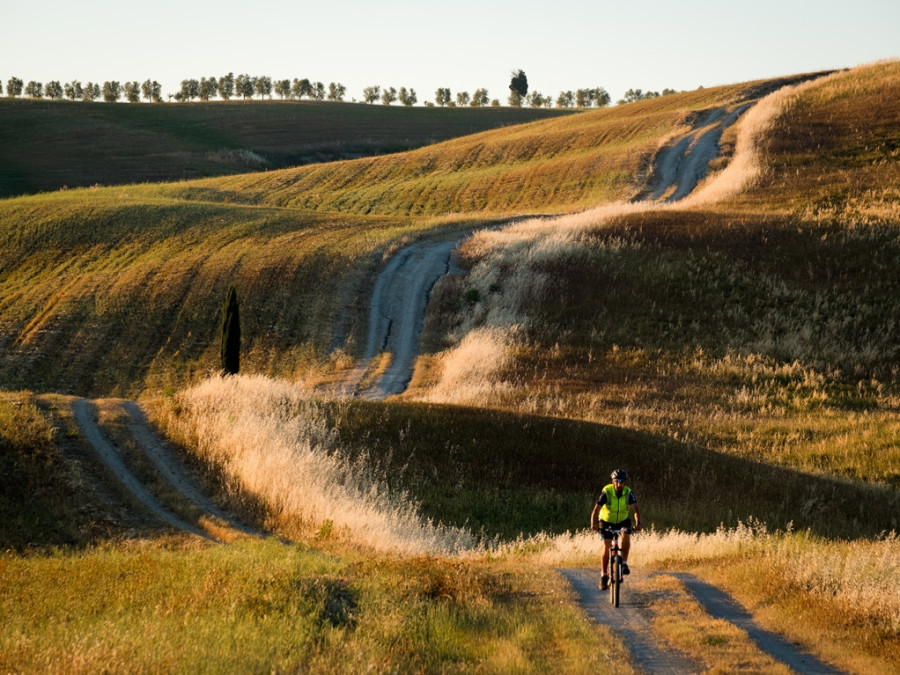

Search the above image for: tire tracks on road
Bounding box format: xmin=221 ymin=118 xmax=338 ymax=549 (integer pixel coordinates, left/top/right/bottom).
xmin=670 ymin=572 xmax=845 ymax=674
xmin=559 ymin=568 xmax=700 ymax=674
xmin=338 ymin=234 xmax=465 ymax=400
xmin=561 ymin=567 xmax=845 ymax=674
xmin=72 ymin=398 xmax=259 ymax=542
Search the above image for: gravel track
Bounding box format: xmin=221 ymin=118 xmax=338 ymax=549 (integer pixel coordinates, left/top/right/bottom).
xmin=634 ymin=104 xmax=752 ymax=203
xmin=341 ymin=235 xmax=462 ymax=399
xmin=121 ymin=401 xmax=259 ymax=537
xmin=562 ymin=568 xmax=845 ymax=674
xmin=68 ymin=79 xmax=844 ymax=670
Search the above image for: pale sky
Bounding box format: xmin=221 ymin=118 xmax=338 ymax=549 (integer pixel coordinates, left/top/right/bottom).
xmin=2 ymin=0 xmax=897 ymax=103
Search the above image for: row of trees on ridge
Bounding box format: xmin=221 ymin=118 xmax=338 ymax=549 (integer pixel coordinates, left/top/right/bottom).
xmin=3 ymin=70 xmax=674 ymax=108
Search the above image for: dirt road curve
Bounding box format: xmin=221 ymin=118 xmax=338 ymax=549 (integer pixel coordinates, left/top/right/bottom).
xmin=351 ymin=105 xmax=753 ymax=403
xmin=73 ymin=398 xmax=256 ymax=541
xmin=340 ymin=236 xmax=462 ymax=399
xmin=121 ymin=401 xmax=258 ymax=536
xmin=635 ymin=105 xmax=752 ymax=203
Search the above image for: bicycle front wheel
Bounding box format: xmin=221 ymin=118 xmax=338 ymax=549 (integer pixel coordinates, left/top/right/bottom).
xmin=610 ymin=557 xmax=620 ymax=607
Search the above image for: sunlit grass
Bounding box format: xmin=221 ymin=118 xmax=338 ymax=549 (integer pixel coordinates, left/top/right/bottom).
xmin=0 ymin=539 xmax=620 ymax=673
xmin=2 ymin=60 xmax=898 ymax=672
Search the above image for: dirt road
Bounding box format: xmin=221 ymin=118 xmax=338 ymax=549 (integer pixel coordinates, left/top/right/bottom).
xmin=347 ymin=104 xmax=753 ymax=402
xmin=561 ymin=567 xmax=844 ymax=674
xmin=339 ymin=234 xmax=465 ymax=399
xmin=634 ymin=104 xmax=752 ymax=203
xmin=560 ymin=568 xmax=700 ymax=673
xmin=72 ymin=398 xmax=257 ymax=541
xmin=66 ymin=81 xmax=842 ymax=670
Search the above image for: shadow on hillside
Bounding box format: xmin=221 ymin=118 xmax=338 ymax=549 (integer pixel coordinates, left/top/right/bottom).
xmin=331 ymin=401 xmax=898 ymax=541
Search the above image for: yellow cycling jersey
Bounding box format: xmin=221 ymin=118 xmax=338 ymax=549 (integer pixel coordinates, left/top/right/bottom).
xmin=598 ymin=483 xmax=635 ymax=524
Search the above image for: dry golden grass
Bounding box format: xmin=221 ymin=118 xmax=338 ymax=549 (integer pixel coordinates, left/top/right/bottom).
xmin=157 ymin=374 xmax=479 ymax=554
xmin=0 ymin=73 xmax=811 ymax=398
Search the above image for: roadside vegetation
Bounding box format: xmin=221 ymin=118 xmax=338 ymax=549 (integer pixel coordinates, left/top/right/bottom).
xmin=0 ymin=538 xmax=621 ymax=673
xmin=1 ymin=61 xmax=898 ymax=672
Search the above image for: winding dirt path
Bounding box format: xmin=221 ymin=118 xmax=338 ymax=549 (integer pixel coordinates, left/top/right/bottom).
xmin=72 ymin=398 xmax=258 ymax=541
xmin=72 ymin=399 xmax=216 ymax=540
xmin=634 ymin=104 xmax=752 ymax=203
xmin=66 ymin=77 xmax=840 ymax=670
xmin=337 ymin=234 xmax=465 ymax=399
xmin=345 ymin=102 xmax=756 ymax=403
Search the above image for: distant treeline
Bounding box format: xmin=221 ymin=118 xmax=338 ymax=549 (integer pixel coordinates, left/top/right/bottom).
xmin=3 ymin=72 xmax=677 ymax=108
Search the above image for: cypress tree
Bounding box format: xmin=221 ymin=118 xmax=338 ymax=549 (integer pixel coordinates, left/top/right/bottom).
xmin=220 ymin=285 xmax=240 ymax=375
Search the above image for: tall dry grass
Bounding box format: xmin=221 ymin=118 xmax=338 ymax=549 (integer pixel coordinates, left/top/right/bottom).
xmin=152 ymin=372 xmax=898 ymax=667
xmin=160 ymin=375 xmax=476 ymax=555
xmin=678 ymin=70 xmax=843 ymax=208
xmin=422 ymin=66 xmax=839 ymax=380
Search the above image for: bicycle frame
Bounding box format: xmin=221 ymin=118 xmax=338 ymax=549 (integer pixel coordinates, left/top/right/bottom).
xmin=607 ymin=528 xmax=625 ymax=607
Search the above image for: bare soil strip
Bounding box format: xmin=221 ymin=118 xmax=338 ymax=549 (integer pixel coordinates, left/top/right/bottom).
xmin=559 ymin=568 xmax=701 ymax=674
xmin=72 ymin=398 xmax=216 ymax=541
xmin=634 ymin=104 xmax=752 ymax=203
xmin=670 ymin=572 xmax=846 ymax=674
xmin=344 ymin=236 xmax=462 ymax=399
xmin=121 ymin=401 xmax=260 ymax=537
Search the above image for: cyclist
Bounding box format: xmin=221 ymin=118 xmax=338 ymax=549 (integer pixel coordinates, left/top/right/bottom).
xmin=590 ymin=468 xmax=641 ymax=591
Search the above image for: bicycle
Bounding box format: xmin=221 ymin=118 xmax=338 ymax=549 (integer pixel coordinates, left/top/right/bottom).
xmin=606 ymin=527 xmax=626 ymax=607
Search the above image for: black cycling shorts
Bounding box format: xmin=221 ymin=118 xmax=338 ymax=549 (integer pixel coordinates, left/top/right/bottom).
xmin=599 ymin=519 xmax=632 ymax=540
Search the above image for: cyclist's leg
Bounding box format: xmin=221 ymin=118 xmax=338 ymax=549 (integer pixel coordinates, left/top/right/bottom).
xmin=620 ymin=520 xmax=633 ymax=574
xmin=599 ymin=523 xmax=612 ymax=589
xmin=600 ymin=524 xmax=613 ymax=575
xmin=602 ymin=537 xmax=611 ymax=574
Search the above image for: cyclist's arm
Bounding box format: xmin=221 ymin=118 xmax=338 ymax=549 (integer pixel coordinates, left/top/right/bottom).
xmin=631 ymin=503 xmax=642 ymax=530
xmin=590 ymin=503 xmax=601 ymax=531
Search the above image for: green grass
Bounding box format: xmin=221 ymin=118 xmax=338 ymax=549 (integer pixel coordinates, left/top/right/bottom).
xmin=0 ymin=539 xmax=622 ymax=673
xmin=163 ymin=80 xmax=772 ymax=216
xmin=0 ymin=76 xmax=783 ymax=397
xmin=1 ymin=62 xmax=899 ymax=672
xmin=0 ymin=191 xmax=480 ymax=396
xmin=0 ymin=98 xmax=576 ymax=198
xmin=0 ymin=392 xmax=81 ymax=549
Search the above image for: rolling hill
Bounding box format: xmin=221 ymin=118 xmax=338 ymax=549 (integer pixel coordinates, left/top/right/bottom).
xmin=1 ymin=60 xmax=898 ymax=673
xmin=0 ymin=98 xmax=574 ymax=198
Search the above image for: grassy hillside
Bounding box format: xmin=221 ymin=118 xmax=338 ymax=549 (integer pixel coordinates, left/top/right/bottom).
xmin=413 ymin=61 xmax=900 ymax=488
xmin=1 ymin=62 xmax=899 ymax=672
xmin=0 ymin=98 xmax=574 ymax=198
xmin=165 ymin=80 xmax=775 ymax=216
xmin=0 ymin=77 xmax=782 ymax=397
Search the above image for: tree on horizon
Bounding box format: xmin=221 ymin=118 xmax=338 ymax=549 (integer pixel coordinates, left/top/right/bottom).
xmin=509 ymin=69 xmax=528 ymax=107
